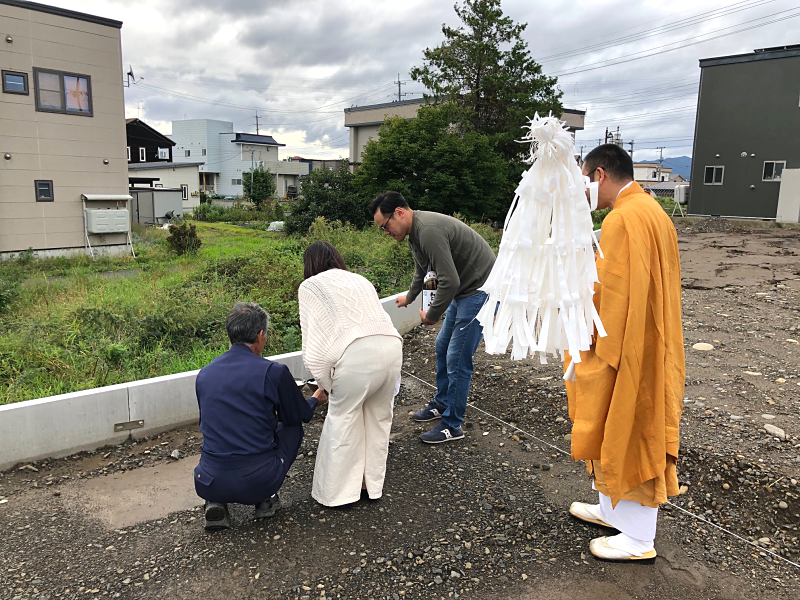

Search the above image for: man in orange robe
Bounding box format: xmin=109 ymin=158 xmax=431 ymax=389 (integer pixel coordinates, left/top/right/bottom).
xmin=565 ymin=144 xmax=685 ymax=562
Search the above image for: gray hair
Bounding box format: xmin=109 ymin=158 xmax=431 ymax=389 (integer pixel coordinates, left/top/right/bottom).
xmin=225 ymin=302 xmax=269 ymax=345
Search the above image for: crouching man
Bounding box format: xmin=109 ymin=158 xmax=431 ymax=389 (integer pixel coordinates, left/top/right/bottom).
xmin=194 ymin=302 xmax=327 ymax=530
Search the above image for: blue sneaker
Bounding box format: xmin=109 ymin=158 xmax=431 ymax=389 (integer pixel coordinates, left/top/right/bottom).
xmin=412 ymin=404 xmax=444 ymax=422
xmin=420 ymin=422 xmax=465 ymax=444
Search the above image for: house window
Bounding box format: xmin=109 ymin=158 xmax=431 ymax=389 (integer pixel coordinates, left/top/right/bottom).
xmin=703 ymin=166 xmax=724 ymax=185
xmin=185 ymin=150 xmax=191 ymax=157
xmin=202 ymin=149 xmax=207 ymax=156
xmin=139 ymin=147 xmax=146 ymax=162
xmin=763 ymin=161 xmax=786 ymax=181
xmin=32 ymin=68 xmax=92 ymax=116
xmin=158 ymin=148 xmax=169 ymax=160
xmin=232 ymin=178 xmax=242 ymax=186
xmin=34 ymin=180 xmax=54 ymax=202
xmin=127 ymin=147 xmax=131 ymax=161
xmin=181 ymin=184 xmax=188 ymax=200
xmin=2 ymin=70 xmax=28 ymax=95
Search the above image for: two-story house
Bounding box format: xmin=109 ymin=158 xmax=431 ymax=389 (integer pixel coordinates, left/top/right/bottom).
xmin=125 ymin=117 xmax=174 ymax=163
xmin=0 ymin=0 xmax=130 ymax=256
xmin=169 ymin=119 xmax=307 ymax=198
xmin=689 ymin=45 xmax=800 ymax=220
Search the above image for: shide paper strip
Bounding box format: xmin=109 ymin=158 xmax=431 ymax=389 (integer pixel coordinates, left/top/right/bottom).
xmin=475 ymin=114 xmax=606 ymax=379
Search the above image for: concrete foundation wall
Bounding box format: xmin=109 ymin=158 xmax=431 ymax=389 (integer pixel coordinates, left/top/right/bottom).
xmin=0 ymin=291 xmax=423 ymax=470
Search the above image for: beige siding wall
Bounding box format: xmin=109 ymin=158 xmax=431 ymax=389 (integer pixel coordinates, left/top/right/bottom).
xmin=0 ymin=3 xmax=128 ymax=253
xmin=351 ymin=124 xmax=381 ymax=164
xmin=127 ymin=165 xmax=201 ymax=209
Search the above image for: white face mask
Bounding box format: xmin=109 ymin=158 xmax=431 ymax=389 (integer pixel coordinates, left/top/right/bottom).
xmin=583 ymin=176 xmax=599 ymax=211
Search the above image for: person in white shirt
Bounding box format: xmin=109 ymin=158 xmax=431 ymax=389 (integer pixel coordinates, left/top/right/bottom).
xmin=298 ymin=241 xmax=403 ymax=507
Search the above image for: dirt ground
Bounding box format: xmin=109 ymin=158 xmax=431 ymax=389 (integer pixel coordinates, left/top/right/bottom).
xmin=1 ymin=220 xmax=799 ymax=600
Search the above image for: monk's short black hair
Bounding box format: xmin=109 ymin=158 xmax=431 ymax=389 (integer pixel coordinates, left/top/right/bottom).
xmin=226 ymin=302 xmax=269 ymax=345
xmin=584 ymin=144 xmax=634 ymax=182
xmin=369 ymin=191 xmax=409 ymax=217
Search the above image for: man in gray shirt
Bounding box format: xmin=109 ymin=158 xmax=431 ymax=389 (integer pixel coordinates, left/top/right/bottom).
xmin=370 ymin=191 xmax=496 ymax=444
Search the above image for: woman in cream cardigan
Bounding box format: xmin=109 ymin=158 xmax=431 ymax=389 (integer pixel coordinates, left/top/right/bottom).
xmin=298 ymin=241 xmax=403 ymax=507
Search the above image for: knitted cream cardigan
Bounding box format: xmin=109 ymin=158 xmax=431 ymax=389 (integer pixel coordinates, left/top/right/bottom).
xmin=298 ymin=269 xmax=401 ymax=392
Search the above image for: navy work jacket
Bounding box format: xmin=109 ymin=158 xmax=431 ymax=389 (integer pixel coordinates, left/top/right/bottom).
xmin=195 ymin=344 xmax=317 ymax=461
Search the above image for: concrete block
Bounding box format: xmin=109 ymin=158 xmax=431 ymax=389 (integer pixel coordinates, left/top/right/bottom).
xmin=0 ymin=384 xmax=130 ymax=471
xmin=380 ymin=291 xmax=423 ymax=335
xmin=128 ymin=371 xmax=200 ymax=439
xmin=269 ymin=350 xmax=312 ymax=380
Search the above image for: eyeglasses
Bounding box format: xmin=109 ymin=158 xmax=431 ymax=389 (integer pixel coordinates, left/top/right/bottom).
xmin=379 ymin=212 xmax=395 ymax=232
xmin=586 ymin=167 xmax=601 ymax=181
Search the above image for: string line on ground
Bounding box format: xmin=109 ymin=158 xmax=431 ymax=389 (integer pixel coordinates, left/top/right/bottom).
xmin=400 ymin=369 xmax=800 ymax=571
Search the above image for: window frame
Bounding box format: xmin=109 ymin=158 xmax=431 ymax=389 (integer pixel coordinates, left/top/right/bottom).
xmin=184 ymin=150 xmax=191 ymax=157
xmin=181 ymin=184 xmax=189 ymax=200
xmin=2 ymin=70 xmax=29 ymax=95
xmin=139 ymin=147 xmax=146 ymax=162
xmin=127 ymin=146 xmax=131 ymax=162
xmin=32 ymin=67 xmax=93 ymax=117
xmin=703 ymin=165 xmax=724 ymax=186
xmin=157 ymin=147 xmax=169 ymax=160
xmin=232 ymin=178 xmax=242 ymax=186
xmin=202 ymin=148 xmax=207 ymax=156
xmin=762 ymin=160 xmax=786 ymax=182
xmin=34 ymin=180 xmax=54 ymax=202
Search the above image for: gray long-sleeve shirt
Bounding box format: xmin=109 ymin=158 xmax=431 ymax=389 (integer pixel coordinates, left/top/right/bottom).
xmin=406 ymin=211 xmax=496 ymax=322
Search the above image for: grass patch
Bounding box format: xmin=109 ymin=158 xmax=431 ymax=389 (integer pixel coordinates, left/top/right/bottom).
xmin=0 ymin=218 xmax=429 ymax=404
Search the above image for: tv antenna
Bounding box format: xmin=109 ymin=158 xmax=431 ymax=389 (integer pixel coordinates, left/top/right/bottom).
xmin=125 ymin=65 xmax=143 ymax=87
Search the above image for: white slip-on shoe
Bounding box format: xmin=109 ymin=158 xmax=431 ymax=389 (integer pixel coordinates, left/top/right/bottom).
xmin=589 ymin=535 xmax=657 ymax=563
xmin=569 ymin=501 xmax=616 ymax=529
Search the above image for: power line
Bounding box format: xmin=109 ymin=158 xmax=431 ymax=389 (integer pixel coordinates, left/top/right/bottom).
xmin=538 ymin=0 xmax=779 ymax=63
xmin=550 ymin=8 xmax=800 ymax=77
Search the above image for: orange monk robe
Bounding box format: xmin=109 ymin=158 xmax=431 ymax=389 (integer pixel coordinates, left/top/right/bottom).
xmin=565 ymin=181 xmax=685 ymax=508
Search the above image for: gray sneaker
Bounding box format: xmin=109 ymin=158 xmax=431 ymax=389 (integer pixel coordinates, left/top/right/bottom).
xmin=255 ymin=494 xmax=280 ymax=519
xmin=204 ymin=501 xmax=231 ymax=530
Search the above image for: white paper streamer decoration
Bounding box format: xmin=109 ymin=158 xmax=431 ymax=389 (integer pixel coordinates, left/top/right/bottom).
xmin=475 ymin=114 xmax=606 ymax=376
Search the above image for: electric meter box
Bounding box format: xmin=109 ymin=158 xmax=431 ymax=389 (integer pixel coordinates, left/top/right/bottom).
xmin=85 ymin=209 xmax=130 ymax=234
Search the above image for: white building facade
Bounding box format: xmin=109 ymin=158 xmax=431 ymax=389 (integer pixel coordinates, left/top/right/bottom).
xmin=633 ymin=162 xmax=673 ymax=183
xmin=169 ymin=119 xmax=307 ymax=198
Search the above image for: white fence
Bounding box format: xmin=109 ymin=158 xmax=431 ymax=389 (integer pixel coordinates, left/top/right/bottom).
xmin=0 ymin=292 xmax=422 ymax=471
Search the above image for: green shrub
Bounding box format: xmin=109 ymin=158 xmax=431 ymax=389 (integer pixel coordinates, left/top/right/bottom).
xmin=285 ymin=161 xmax=366 ymax=234
xmin=0 ymin=279 xmax=16 ymax=315
xmin=166 ymin=221 xmax=202 ymax=255
xmin=192 ymin=202 xmax=272 ymax=223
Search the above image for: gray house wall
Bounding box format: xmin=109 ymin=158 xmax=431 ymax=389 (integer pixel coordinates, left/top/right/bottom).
xmin=689 ymin=49 xmax=800 ymax=218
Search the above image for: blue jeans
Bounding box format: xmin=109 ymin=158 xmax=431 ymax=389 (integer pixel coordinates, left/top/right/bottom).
xmin=432 ymin=291 xmax=487 ymax=430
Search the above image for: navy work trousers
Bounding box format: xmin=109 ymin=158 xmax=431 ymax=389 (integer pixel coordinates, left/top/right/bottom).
xmin=194 ymin=422 xmax=304 ymax=505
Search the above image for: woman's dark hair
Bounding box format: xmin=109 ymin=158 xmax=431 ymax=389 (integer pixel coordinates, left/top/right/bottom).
xmin=303 ymin=241 xmax=347 ymax=279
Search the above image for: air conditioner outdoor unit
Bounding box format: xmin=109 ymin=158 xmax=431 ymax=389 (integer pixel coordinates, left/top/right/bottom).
xmin=85 ymin=209 xmax=130 ymax=234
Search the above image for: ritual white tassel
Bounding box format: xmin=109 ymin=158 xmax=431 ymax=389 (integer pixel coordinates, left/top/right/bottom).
xmin=476 ymin=114 xmax=606 ymax=378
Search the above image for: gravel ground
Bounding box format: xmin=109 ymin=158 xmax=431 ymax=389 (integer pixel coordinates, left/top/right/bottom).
xmin=1 ymin=222 xmax=799 ymax=600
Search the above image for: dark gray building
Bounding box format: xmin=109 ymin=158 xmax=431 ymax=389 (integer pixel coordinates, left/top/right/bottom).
xmin=689 ymin=45 xmax=800 ymax=219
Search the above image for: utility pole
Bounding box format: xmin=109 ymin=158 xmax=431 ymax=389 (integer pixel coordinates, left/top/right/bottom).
xmin=393 ymin=73 xmax=407 ymax=102
xmin=136 ymin=101 xmax=142 ymax=118
xmin=656 ymin=146 xmax=665 ymax=182
xmin=628 ymin=140 xmax=634 ymax=159
xmin=254 ymin=111 xmax=260 ymax=135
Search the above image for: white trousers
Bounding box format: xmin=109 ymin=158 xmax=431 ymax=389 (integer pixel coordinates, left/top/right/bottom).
xmin=312 ymin=335 xmax=403 ymax=507
xmin=597 ymin=490 xmax=658 ymax=548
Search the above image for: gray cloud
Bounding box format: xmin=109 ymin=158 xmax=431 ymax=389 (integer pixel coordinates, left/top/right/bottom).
xmin=56 ymin=0 xmax=800 ymax=159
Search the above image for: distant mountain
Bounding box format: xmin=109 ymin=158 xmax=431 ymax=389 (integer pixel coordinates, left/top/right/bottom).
xmin=663 ymin=156 xmax=691 ymax=180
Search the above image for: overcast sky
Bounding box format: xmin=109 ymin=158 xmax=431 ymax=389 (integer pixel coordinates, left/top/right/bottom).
xmin=50 ymin=0 xmax=800 ymax=163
